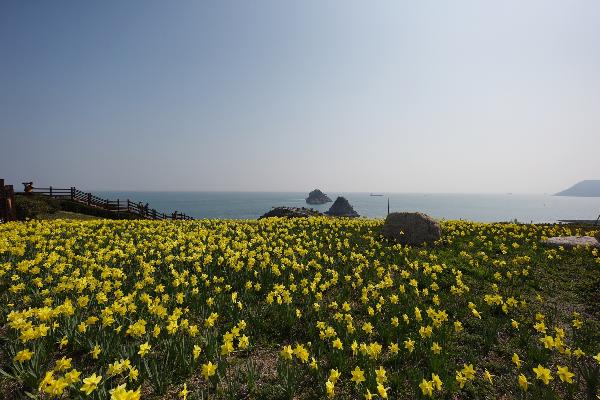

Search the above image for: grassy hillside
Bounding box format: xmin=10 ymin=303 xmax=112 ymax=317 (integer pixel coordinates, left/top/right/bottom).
xmin=37 ymin=211 xmax=102 ymax=221
xmin=14 ymin=194 xmax=137 ymax=221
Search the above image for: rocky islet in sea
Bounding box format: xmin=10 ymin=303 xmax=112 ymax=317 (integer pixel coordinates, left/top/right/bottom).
xmin=305 ymin=189 xmax=332 ymax=205
xmin=325 ymin=196 xmax=359 ymax=218
xmin=261 ymin=192 xmax=360 ymax=219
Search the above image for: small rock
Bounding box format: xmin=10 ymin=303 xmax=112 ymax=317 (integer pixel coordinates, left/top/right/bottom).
xmin=306 ymin=189 xmax=333 ymax=205
xmin=542 ymin=236 xmax=600 ymax=249
xmin=382 ymin=212 xmax=441 ymax=246
xmin=325 ymin=197 xmax=359 ymax=217
xmin=259 ymin=206 xmax=323 ymax=219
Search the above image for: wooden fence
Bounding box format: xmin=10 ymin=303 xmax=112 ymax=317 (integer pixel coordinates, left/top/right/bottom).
xmin=0 ymin=179 xmax=17 ymax=222
xmin=24 ymin=186 xmax=194 ymax=220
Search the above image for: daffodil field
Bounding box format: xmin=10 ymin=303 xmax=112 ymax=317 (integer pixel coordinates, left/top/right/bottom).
xmin=1 ymin=218 xmax=599 ymax=399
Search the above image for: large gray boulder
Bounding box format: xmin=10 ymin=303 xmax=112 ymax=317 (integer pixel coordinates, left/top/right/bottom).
xmin=306 ymin=189 xmax=332 ymax=205
xmin=325 ymin=197 xmax=359 ymax=217
xmin=382 ymin=212 xmax=441 ymax=246
xmin=542 ymin=236 xmax=600 ymax=249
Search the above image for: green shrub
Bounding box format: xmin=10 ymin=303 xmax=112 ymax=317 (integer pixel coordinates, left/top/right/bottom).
xmin=14 ymin=195 xmax=60 ymax=220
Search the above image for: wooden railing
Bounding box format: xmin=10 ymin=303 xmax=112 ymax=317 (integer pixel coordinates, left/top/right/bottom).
xmin=25 ymin=186 xmax=194 ymax=220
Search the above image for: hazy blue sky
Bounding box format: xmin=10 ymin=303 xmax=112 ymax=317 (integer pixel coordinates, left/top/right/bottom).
xmin=1 ymin=1 xmax=599 ymax=193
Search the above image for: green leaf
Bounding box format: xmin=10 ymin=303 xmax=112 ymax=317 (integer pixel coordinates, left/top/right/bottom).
xmin=0 ymin=368 xmax=16 ymax=379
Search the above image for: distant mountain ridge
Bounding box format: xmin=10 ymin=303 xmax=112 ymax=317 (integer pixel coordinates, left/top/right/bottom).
xmin=555 ymin=180 xmax=600 ymax=197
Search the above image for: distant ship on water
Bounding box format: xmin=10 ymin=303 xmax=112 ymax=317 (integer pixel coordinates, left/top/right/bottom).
xmin=370 ymin=193 xmax=384 ymax=197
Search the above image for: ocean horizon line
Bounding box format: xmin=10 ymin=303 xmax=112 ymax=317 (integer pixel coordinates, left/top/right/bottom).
xmin=92 ymin=190 xmax=554 ymax=196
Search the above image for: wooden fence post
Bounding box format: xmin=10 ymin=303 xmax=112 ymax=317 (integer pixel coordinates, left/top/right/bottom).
xmin=87 ymin=193 xmax=91 ymax=205
xmin=5 ymin=185 xmax=16 ymax=221
xmin=0 ymin=179 xmax=5 ymax=222
xmin=71 ymin=187 xmax=75 ymax=200
xmin=49 ymin=186 xmax=53 ymax=196
xmin=0 ymin=180 xmax=17 ymax=222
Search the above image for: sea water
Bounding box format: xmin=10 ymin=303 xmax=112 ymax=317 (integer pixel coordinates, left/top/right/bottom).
xmin=94 ymin=192 xmax=600 ymax=223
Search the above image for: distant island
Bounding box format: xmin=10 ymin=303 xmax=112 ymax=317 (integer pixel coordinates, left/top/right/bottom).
xmin=555 ymin=180 xmax=600 ymax=197
xmin=306 ymin=189 xmax=332 ymax=205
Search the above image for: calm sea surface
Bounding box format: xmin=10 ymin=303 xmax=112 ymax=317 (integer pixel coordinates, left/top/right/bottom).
xmin=93 ymin=192 xmax=600 ymax=223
